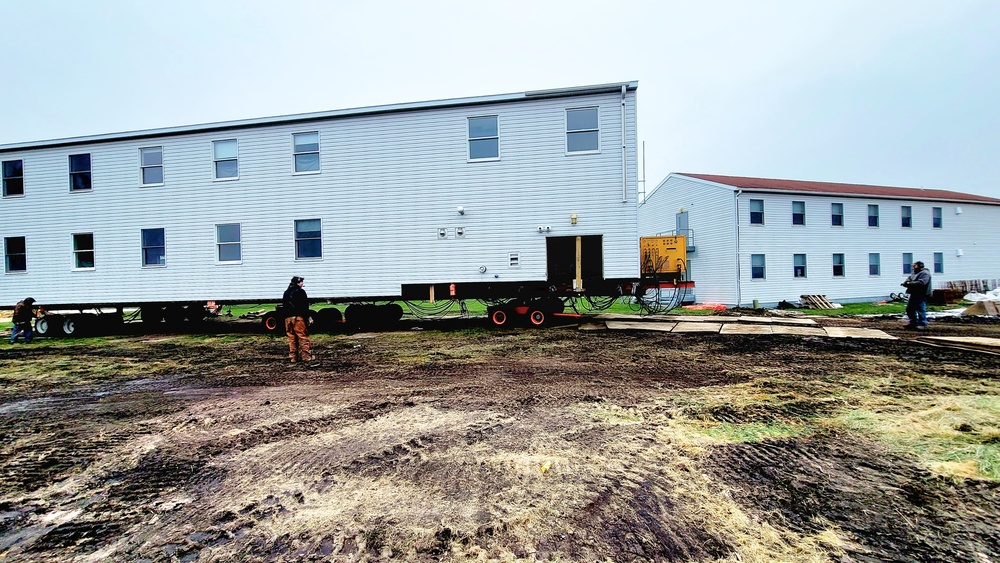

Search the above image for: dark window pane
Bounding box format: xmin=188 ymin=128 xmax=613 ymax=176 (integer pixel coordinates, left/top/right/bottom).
xmin=71 ymin=172 xmax=92 ymax=191
xmin=218 ymin=243 xmax=241 ymax=262
xmin=296 ymin=239 xmax=322 ymax=259
xmin=73 ymin=234 xmax=94 ymax=251
xmin=141 ymin=148 xmax=162 ymax=166
xmin=76 ymin=251 xmax=95 ymax=268
xmin=2 ymin=160 xmax=23 ymax=177
xmin=469 ymin=138 xmax=499 ymax=159
xmin=142 ymin=229 xmax=164 ymax=247
xmin=142 ymin=167 xmax=163 ymax=185
xmin=5 ymin=237 xmax=25 ymax=253
xmin=3 ymin=177 xmax=24 ymax=196
xmin=294 ymin=153 xmax=320 ymax=172
xmin=69 ymin=154 xmax=90 ymax=172
xmin=567 ymin=108 xmax=598 ymax=131
xmin=215 ymin=160 xmax=238 ymax=179
xmin=567 ymin=131 xmax=598 ymax=152
xmin=143 ymin=248 xmax=165 ymax=266
xmin=469 ymin=116 xmax=497 ymax=138
xmin=7 ymin=255 xmax=26 ymax=272
xmin=217 ymin=224 xmax=240 ymax=243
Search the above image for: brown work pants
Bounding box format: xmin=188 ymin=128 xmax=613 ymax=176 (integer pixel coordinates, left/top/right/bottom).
xmin=285 ymin=316 xmax=312 ymax=361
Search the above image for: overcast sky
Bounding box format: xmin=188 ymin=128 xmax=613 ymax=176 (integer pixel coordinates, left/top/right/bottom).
xmin=2 ymin=0 xmax=998 ymax=199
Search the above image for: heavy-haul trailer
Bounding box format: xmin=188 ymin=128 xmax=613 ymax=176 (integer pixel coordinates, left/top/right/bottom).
xmin=0 ymin=81 xmax=690 ymax=335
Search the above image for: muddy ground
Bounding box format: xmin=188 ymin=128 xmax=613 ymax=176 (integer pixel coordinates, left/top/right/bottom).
xmin=0 ymin=314 xmax=998 ymax=562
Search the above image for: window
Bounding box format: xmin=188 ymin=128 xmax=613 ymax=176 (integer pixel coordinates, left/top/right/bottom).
xmin=73 ymin=233 xmax=95 ymax=269
xmin=140 ymin=147 xmax=163 ymax=185
xmin=213 ymin=139 xmax=238 ymax=180
xmin=751 ymin=254 xmax=766 ymax=279
xmin=141 ymin=228 xmax=165 ymax=267
xmin=4 ymin=236 xmax=26 ymax=272
xmin=69 ymin=153 xmax=92 ymax=191
xmin=793 ymin=254 xmax=807 ymax=278
xmin=295 ymin=219 xmax=322 ymax=259
xmin=2 ymin=159 xmax=23 ymax=197
xmin=566 ymin=107 xmax=599 ymax=153
xmin=749 ymin=199 xmax=764 ymax=224
xmin=831 ymin=202 xmax=844 ymax=226
xmin=934 ymin=252 xmax=944 ymax=274
xmin=932 ymin=207 xmax=942 ymax=228
xmin=832 ymin=253 xmax=845 ymax=277
xmin=868 ymin=204 xmax=879 ymax=227
xmin=216 ymin=223 xmax=242 ymax=262
xmin=468 ymin=116 xmax=499 ymax=160
xmin=508 ymin=252 xmax=520 ymax=268
xmin=869 ymin=253 xmax=880 ymax=276
xmin=792 ymin=201 xmax=805 ymax=225
xmin=292 ymin=132 xmax=320 ymax=173
xmin=902 ymin=253 xmax=913 ymax=274
xmin=901 ymin=206 xmax=912 ymax=228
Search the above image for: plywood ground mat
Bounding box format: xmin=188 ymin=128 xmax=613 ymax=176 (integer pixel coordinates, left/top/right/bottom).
xmin=600 ymin=320 xmax=894 ymax=339
xmin=915 ymin=336 xmax=1000 ymax=355
xmin=593 ymin=314 xmax=819 ymax=326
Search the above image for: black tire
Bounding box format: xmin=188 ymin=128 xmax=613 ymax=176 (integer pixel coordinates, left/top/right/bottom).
xmin=314 ymin=308 xmax=343 ymax=331
xmin=262 ymin=311 xmax=282 ymax=333
xmin=489 ymin=307 xmax=509 ymax=327
xmin=37 ymin=315 xmax=65 ymax=337
xmin=528 ymin=309 xmax=546 ymax=327
xmin=61 ymin=315 xmax=85 ymax=337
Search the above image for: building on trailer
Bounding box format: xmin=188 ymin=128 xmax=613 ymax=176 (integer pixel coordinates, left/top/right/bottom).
xmin=638 ymin=173 xmax=1000 ymax=307
xmin=0 ymin=82 xmax=640 ymax=331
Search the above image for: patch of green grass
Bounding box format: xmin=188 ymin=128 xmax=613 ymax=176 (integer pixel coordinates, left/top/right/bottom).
xmin=797 ymin=301 xmax=966 ymax=316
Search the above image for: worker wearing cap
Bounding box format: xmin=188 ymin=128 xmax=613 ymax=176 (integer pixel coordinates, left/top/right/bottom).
xmin=282 ymin=277 xmax=313 ymax=362
xmin=9 ymin=297 xmax=36 ymax=344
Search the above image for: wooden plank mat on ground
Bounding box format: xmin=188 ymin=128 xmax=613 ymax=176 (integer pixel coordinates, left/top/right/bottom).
xmin=823 ymin=327 xmax=896 ymax=340
xmin=720 ymin=324 xmax=772 ymax=335
xmin=915 ymin=336 xmax=1000 ymax=355
xmin=771 ymin=325 xmax=828 ymax=336
xmin=671 ymin=322 xmax=723 ymax=333
xmin=604 ymin=321 xmax=677 ymax=332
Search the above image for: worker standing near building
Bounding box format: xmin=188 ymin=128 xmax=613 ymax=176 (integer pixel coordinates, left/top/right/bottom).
xmin=901 ymin=261 xmax=932 ymax=330
xmin=9 ymin=297 xmax=37 ymax=344
xmin=282 ymin=277 xmax=313 ymax=362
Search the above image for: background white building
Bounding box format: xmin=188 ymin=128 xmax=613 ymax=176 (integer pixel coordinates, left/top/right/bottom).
xmin=639 ymin=173 xmax=1000 ymax=307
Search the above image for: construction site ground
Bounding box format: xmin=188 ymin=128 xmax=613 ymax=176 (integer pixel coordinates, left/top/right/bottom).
xmin=1 ymin=312 xmax=998 ymax=562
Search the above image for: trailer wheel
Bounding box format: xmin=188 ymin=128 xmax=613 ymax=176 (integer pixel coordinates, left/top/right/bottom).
xmin=62 ymin=316 xmax=83 ymax=337
xmin=35 ymin=315 xmax=57 ymax=337
xmin=490 ymin=308 xmax=509 ymax=327
xmin=528 ymin=309 xmax=546 ymax=327
xmin=262 ymin=312 xmax=282 ymax=333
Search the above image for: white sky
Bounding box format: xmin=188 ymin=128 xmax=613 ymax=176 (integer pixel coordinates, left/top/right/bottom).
xmin=2 ymin=0 xmax=999 ymax=198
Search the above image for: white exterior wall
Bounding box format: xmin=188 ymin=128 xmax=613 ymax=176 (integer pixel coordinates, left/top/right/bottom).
xmin=638 ymin=175 xmax=738 ymax=303
xmin=1 ymin=87 xmax=639 ymax=306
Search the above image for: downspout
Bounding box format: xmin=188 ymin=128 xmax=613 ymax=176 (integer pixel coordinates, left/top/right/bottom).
xmin=621 ymin=85 xmax=627 ymax=202
xmin=734 ymin=190 xmax=742 ymax=307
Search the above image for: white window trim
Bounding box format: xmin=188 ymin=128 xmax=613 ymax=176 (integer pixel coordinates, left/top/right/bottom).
xmin=2 ymin=159 xmax=25 ymax=198
xmin=213 ymin=139 xmax=240 ymax=182
xmin=139 ymin=146 xmax=165 ymax=187
xmin=750 ymin=254 xmax=766 ymax=280
xmin=467 ymin=115 xmax=500 ymax=162
xmin=294 ymin=218 xmax=323 ymax=261
xmin=565 ymin=106 xmax=601 ymax=155
xmin=749 ymin=199 xmax=765 ymax=225
xmin=141 ymin=228 xmax=167 ymax=269
xmin=793 ymin=254 xmax=807 ymax=279
xmin=68 ymin=153 xmax=93 ymax=193
xmin=291 ymin=132 xmax=321 ymax=176
xmin=831 ymin=203 xmax=844 ymax=227
xmin=71 ymin=232 xmax=96 ymax=271
xmin=832 ymin=254 xmax=846 ymax=278
xmin=215 ymin=223 xmax=243 ymax=265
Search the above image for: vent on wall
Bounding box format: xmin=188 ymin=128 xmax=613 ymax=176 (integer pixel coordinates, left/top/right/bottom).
xmin=508 ymin=252 xmax=520 ymax=267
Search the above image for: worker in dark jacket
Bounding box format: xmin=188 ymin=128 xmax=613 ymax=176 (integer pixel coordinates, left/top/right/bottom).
xmin=901 ymin=261 xmax=933 ymax=329
xmin=282 ymin=276 xmax=313 ymax=362
xmin=9 ymin=297 xmax=36 ymax=344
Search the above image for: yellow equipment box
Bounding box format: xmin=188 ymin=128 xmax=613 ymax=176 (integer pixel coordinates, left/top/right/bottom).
xmin=640 ymin=235 xmax=687 ymax=275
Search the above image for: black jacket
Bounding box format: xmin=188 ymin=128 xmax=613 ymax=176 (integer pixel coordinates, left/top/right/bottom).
xmin=282 ymin=286 xmax=309 ymax=317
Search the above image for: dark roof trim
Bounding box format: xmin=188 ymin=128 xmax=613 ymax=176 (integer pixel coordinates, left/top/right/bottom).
xmin=1 ymin=81 xmax=638 ymax=153
xmin=678 ymin=173 xmax=1000 ymax=205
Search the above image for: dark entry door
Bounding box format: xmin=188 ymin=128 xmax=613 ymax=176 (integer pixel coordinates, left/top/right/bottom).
xmin=546 ymin=235 xmax=603 ymax=288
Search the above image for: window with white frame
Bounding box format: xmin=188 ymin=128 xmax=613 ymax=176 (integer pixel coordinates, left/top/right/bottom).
xmin=932 ymin=207 xmax=942 ymax=228
xmin=69 ymin=154 xmax=92 ymax=191
xmin=141 ymin=228 xmax=165 ymax=267
xmin=868 ymin=204 xmax=879 ymax=227
xmin=869 ymin=253 xmax=880 ymax=276
xmin=72 ymin=233 xmax=95 ymax=269
xmin=216 ymin=223 xmax=242 ymax=262
xmin=566 ymin=107 xmax=599 ymax=153
xmin=749 ymin=199 xmax=764 ymax=224
xmin=213 ymin=139 xmax=239 ymax=180
xmin=140 ymin=147 xmax=163 ymax=185
xmin=294 ymin=219 xmax=322 ymax=259
xmin=792 ymin=201 xmax=805 ymax=225
xmin=832 ymin=253 xmax=845 ymax=277
xmin=292 ymin=132 xmax=320 ymax=173
xmin=901 ymin=205 xmax=912 ymax=228
xmin=902 ymin=252 xmax=913 ymax=274
xmin=2 ymin=159 xmax=24 ymax=197
xmin=468 ymin=116 xmax=499 ymax=160
xmin=934 ymin=252 xmax=944 ymax=274
xmin=751 ymin=254 xmax=766 ymax=279
xmin=4 ymin=236 xmax=26 ymax=272
xmin=793 ymin=254 xmax=807 ymax=278
xmin=831 ymin=202 xmax=844 ymax=226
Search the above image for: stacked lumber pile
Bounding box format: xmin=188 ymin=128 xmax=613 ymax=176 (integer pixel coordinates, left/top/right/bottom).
xmin=800 ymin=295 xmax=835 ymax=309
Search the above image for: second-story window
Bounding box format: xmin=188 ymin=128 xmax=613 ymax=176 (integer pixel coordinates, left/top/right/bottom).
xmin=831 ymin=202 xmax=844 ymax=226
xmin=566 ymin=107 xmax=599 ymax=153
xmin=2 ymin=160 xmax=23 ymax=197
xmin=213 ymin=140 xmax=239 ymax=180
xmin=932 ymin=207 xmax=943 ymax=228
xmin=140 ymin=147 xmax=163 ymax=185
xmin=749 ymin=199 xmax=764 ymax=224
xmin=868 ymin=204 xmax=879 ymax=227
xmin=293 ymin=132 xmax=320 ymax=173
xmin=901 ymin=205 xmax=912 ymax=228
xmin=69 ymin=154 xmax=92 ymax=191
xmin=468 ymin=116 xmax=499 ymax=160
xmin=792 ymin=201 xmax=805 ymax=225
